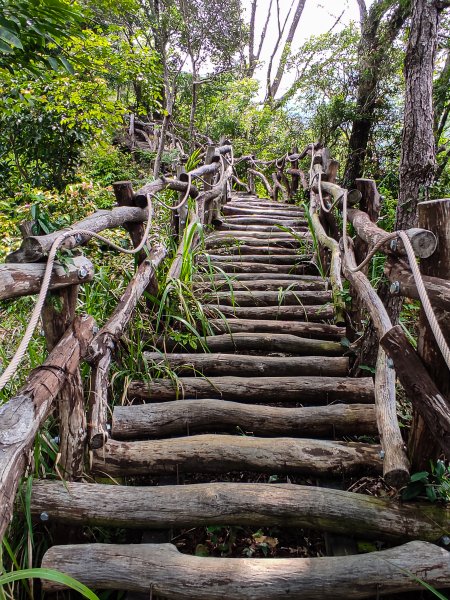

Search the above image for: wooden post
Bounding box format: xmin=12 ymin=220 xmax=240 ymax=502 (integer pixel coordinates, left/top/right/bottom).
xmin=177 ymin=165 xmax=188 ymax=238
xmin=112 ymin=181 xmax=147 ymax=264
xmin=409 ymin=198 xmax=450 ymax=470
xmin=248 ymin=168 xmax=255 ymax=194
xmin=204 ymin=144 xmax=216 ymax=225
xmin=42 ymin=285 xmax=86 ymax=480
xmin=350 ymin=180 xmax=382 ymax=368
xmin=290 ymin=147 xmax=299 ymax=199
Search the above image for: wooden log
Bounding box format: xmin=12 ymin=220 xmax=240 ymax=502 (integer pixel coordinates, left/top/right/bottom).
xmin=134 ymin=176 xmax=199 ymax=207
xmin=179 ymin=162 xmax=219 ymax=182
xmin=206 ymin=303 xmax=335 ymax=321
xmin=6 ymin=205 xmax=151 ymax=263
xmin=410 ymin=198 xmax=450 ymax=469
xmin=113 ymin=181 xmax=147 ymax=263
xmin=91 ymin=436 xmax=381 ymax=477
xmin=128 ymin=375 xmax=374 ymax=404
xmin=143 ymin=352 xmax=348 ymax=376
xmin=381 ymin=325 xmax=450 ymax=457
xmin=41 ymin=540 xmax=450 ymax=598
xmin=247 ymin=167 xmax=273 ymax=198
xmin=112 ymin=400 xmax=372 ymax=439
xmin=309 ymin=190 xmax=345 ymax=324
xmin=41 ymin=284 xmax=85 ymax=480
xmin=207 ymin=262 xmax=316 ymax=275
xmin=202 ymin=290 xmax=333 ymax=306
xmin=385 ymin=259 xmax=450 ymax=311
xmin=217 ymin=222 xmax=307 ymax=232
xmin=221 ymin=217 xmax=306 ymax=226
xmin=342 ymin=242 xmax=410 ymax=485
xmin=206 ymin=237 xmax=303 ymax=249
xmin=31 ymin=480 xmax=448 ymax=542
xmin=155 ymin=332 xmax=343 ymax=354
xmin=227 ymin=201 xmax=305 ymax=212
xmin=208 ymin=318 xmax=345 ymax=340
xmin=87 ymin=245 xmax=166 ymax=449
xmin=223 ymin=206 xmax=305 ymax=218
xmin=0 ymin=315 xmax=95 ymax=540
xmin=210 ymin=244 xmax=300 ymax=255
xmin=209 ymin=227 xmax=307 ymax=237
xmin=375 ymin=348 xmax=409 ymax=487
xmin=347 ymin=208 xmax=437 ymax=259
xmin=195 ymin=279 xmax=326 ymax=292
xmin=204 ymin=272 xmax=322 ymax=281
xmin=203 ymin=254 xmax=312 ymax=266
xmin=0 ymin=256 xmax=94 ymax=301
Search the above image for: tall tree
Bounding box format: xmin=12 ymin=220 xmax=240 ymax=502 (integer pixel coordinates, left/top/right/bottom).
xmin=343 ymin=0 xmax=410 ymax=187
xmin=396 ymin=0 xmax=445 ymax=230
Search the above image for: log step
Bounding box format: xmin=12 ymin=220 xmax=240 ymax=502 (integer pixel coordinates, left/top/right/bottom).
xmin=217 ymin=223 xmax=308 ymax=232
xmin=207 ymin=244 xmax=301 ymax=255
xmin=201 ymin=272 xmax=322 ymax=281
xmin=202 ymin=254 xmax=312 ymax=265
xmin=209 ymin=318 xmax=345 ymax=340
xmin=128 ymin=375 xmax=374 ymax=403
xmin=209 ymin=262 xmax=315 ymax=274
xmin=91 ymin=435 xmax=381 ymax=477
xmin=40 ymin=541 xmax=450 ymax=599
xmin=205 ymin=303 xmax=335 ymax=321
xmin=202 ymin=290 xmax=333 ymax=306
xmin=31 ymin=480 xmax=449 ymax=542
xmin=220 ymin=217 xmax=307 ymax=226
xmin=194 ymin=278 xmax=327 ymax=292
xmin=111 ymin=400 xmax=373 ymax=439
xmin=143 ymin=352 xmax=349 ymax=376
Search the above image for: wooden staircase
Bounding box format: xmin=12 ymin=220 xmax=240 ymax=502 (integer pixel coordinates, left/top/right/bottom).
xmin=33 ymin=192 xmax=450 ymax=599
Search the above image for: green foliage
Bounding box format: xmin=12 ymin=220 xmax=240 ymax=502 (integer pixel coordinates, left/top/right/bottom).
xmin=0 ymin=568 xmax=100 ymax=599
xmin=0 ymin=0 xmax=83 ymax=73
xmin=402 ymin=460 xmax=450 ymax=502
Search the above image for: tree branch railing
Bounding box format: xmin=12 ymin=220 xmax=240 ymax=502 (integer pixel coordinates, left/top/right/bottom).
xmin=0 ymin=141 xmax=234 ymax=541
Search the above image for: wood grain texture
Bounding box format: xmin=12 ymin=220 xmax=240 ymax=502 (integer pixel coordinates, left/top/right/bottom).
xmin=0 ymin=256 xmax=94 ymax=300
xmin=31 ymin=481 xmax=448 ymax=542
xmin=128 ymin=375 xmax=374 ymax=403
xmin=92 ymin=435 xmax=381 ymax=477
xmin=208 ymin=318 xmax=345 ymax=340
xmin=143 ymin=352 xmax=348 ymax=376
xmin=0 ymin=315 xmax=95 ymax=539
xmin=112 ymin=400 xmax=373 ymax=439
xmin=41 ymin=541 xmax=450 ymax=598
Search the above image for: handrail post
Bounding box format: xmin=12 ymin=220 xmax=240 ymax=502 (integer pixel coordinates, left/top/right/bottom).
xmin=409 ymin=198 xmax=450 ymax=470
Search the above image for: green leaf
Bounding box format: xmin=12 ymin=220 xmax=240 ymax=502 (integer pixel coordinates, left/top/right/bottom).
xmin=0 ymin=26 xmax=24 ymax=49
xmin=410 ymin=471 xmax=429 ymax=482
xmin=435 ymin=460 xmax=446 ymax=478
xmin=401 ymin=480 xmax=425 ymax=501
xmin=426 ymin=485 xmax=437 ymax=502
xmin=0 ymin=39 xmax=14 ymax=53
xmin=0 ymin=568 xmax=100 ymax=599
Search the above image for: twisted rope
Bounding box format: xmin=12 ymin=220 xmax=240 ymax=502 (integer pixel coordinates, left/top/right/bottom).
xmin=0 ymin=195 xmax=154 ymax=392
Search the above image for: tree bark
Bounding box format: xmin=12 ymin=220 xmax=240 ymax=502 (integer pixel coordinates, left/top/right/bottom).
xmin=0 ymin=257 xmax=94 ymax=301
xmin=92 ymin=435 xmax=381 ymax=477
xmin=41 ymin=541 xmax=450 ymax=598
xmin=128 ymin=375 xmax=374 ymax=404
xmin=32 ymin=480 xmax=449 ymax=542
xmin=111 ymin=399 xmax=373 ymax=439
xmin=0 ymin=315 xmax=95 ymax=540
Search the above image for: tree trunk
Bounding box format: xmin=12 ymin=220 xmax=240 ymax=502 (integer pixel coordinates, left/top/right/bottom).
xmin=344 ymin=0 xmax=409 ymax=186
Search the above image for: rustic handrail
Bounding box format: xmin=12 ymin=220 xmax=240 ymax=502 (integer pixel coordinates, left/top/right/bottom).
xmin=0 ymin=140 xmax=234 ymax=540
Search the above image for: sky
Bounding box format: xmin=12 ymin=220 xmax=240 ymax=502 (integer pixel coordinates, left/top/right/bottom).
xmin=240 ymin=0 xmax=364 ymax=97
